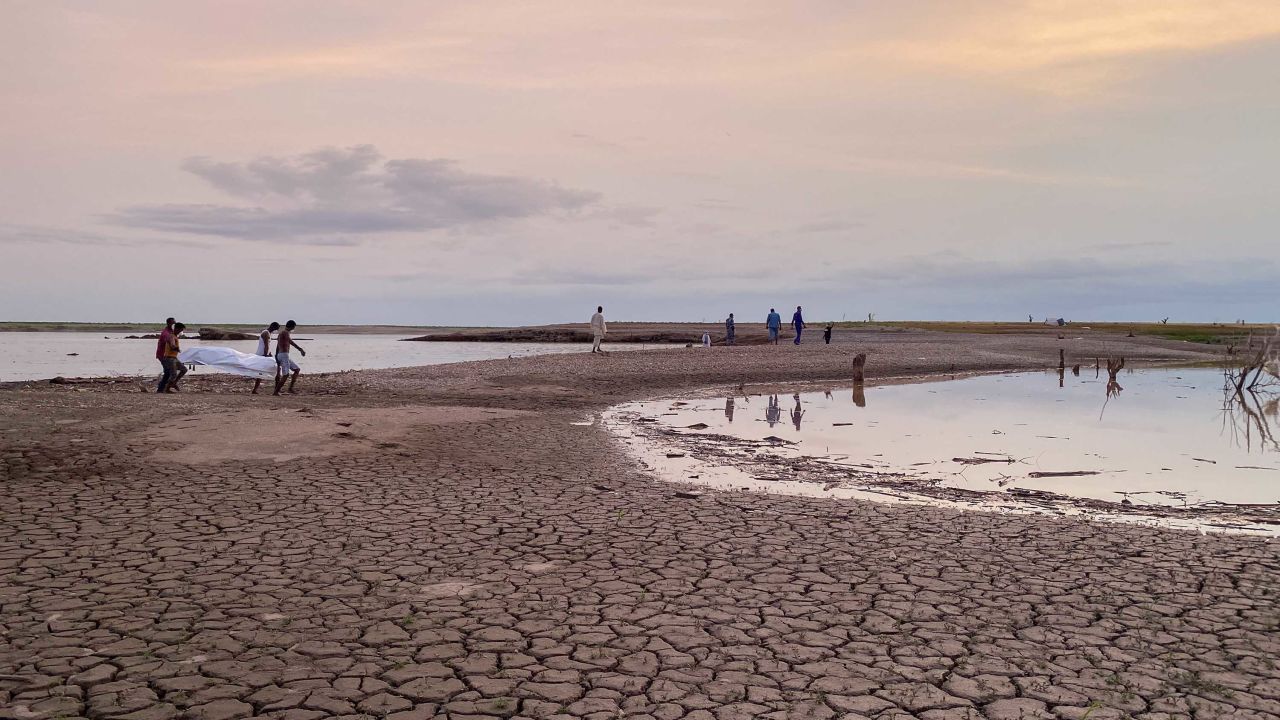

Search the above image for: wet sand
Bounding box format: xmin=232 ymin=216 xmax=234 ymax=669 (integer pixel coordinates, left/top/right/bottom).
xmin=2 ymin=328 xmax=1277 ymax=720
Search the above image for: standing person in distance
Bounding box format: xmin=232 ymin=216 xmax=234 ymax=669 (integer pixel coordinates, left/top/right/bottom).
xmin=766 ymin=308 xmax=781 ymax=345
xmin=253 ymin=321 xmax=280 ymax=395
xmin=273 ymin=320 xmax=307 ymax=395
xmin=823 ymin=323 xmax=834 ymax=345
xmin=725 ymin=313 xmax=736 ymax=346
xmin=590 ymin=306 xmax=607 ymax=353
xmin=792 ymin=306 xmax=806 ymax=345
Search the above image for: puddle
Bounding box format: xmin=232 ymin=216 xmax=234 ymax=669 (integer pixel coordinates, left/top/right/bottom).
xmin=605 ymin=368 xmax=1280 ymax=535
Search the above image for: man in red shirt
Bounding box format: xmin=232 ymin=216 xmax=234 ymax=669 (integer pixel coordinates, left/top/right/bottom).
xmin=156 ymin=317 xmax=174 ymax=393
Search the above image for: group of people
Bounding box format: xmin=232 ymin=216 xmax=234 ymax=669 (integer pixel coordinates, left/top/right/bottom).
xmin=591 ymin=304 xmax=839 ymax=352
xmin=592 ymin=305 xmax=835 ymax=349
xmin=155 ymin=318 xmax=188 ymax=393
xmin=153 ymin=318 xmax=307 ymax=395
xmin=254 ymin=320 xmax=307 ymax=395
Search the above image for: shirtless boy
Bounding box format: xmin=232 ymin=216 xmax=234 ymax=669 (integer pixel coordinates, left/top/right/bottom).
xmin=273 ymin=320 xmax=307 ymax=395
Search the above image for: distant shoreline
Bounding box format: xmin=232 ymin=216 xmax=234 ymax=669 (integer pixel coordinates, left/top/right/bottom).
xmin=0 ymin=322 xmax=482 ymax=335
xmin=2 ymin=320 xmax=1272 ymax=345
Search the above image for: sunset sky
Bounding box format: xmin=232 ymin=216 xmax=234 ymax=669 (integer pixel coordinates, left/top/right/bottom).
xmin=2 ymin=1 xmax=1278 ymax=324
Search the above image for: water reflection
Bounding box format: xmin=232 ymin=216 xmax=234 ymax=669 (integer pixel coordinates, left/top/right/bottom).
xmin=624 ymin=368 xmax=1280 ymax=509
xmin=1222 ymin=371 xmax=1280 ymax=452
xmin=765 ymin=394 xmax=781 ymax=427
xmin=852 ymin=383 xmax=866 ymax=407
xmin=791 ymin=393 xmax=804 ymax=431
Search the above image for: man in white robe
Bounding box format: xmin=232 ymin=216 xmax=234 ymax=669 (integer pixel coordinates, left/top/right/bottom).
xmin=590 ymin=306 xmax=607 ymax=353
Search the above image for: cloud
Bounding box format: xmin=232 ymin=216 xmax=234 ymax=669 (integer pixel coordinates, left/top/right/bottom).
xmin=0 ymin=223 xmax=212 ymax=248
xmin=107 ymin=145 xmax=601 ymax=243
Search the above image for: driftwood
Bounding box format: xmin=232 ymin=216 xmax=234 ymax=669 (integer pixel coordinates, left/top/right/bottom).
xmin=1027 ymin=470 xmax=1100 ymax=478
xmin=851 ymin=353 xmax=867 ymax=383
xmin=952 ymin=456 xmax=1014 ymax=465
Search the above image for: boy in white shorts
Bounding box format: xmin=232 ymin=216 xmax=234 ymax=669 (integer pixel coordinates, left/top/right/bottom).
xmin=273 ymin=320 xmax=307 ymax=395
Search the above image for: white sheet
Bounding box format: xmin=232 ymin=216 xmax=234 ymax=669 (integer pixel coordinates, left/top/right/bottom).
xmin=177 ymin=346 xmax=277 ymax=380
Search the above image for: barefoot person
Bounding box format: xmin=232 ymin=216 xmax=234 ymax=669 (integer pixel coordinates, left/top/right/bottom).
xmin=590 ymin=306 xmax=607 ymax=353
xmin=273 ymin=320 xmax=306 ymax=395
xmin=253 ymin=322 xmax=280 ymax=395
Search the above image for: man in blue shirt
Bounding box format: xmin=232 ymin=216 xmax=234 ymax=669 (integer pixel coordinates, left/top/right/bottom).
xmin=792 ymin=306 xmax=806 ymax=345
xmin=766 ymin=308 xmax=781 ymax=344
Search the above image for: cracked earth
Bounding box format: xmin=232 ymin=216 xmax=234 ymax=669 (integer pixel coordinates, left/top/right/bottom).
xmin=2 ymin=329 xmax=1278 ymax=719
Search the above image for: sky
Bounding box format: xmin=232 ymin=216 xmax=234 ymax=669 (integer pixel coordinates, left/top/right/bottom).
xmin=2 ymin=1 xmax=1278 ymax=325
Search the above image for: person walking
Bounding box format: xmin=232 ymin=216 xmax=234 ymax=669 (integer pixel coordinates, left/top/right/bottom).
xmin=766 ymin=308 xmax=781 ymax=345
xmin=590 ymin=306 xmax=607 ymax=353
xmin=273 ymin=320 xmax=307 ymax=395
xmin=157 ymin=322 xmax=185 ymax=393
xmin=792 ymin=306 xmax=806 ymax=345
xmin=253 ymin=322 xmax=280 ymax=395
xmin=823 ymin=323 xmax=833 ymax=345
xmin=155 ymin=317 xmax=174 ymax=392
xmin=725 ymin=313 xmax=736 ymax=346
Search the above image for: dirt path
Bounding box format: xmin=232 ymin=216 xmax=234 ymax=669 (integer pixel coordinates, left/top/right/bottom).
xmin=2 ymin=329 xmax=1277 ymax=720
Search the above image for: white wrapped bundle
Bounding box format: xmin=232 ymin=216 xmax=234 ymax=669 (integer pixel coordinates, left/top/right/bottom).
xmin=177 ymin=346 xmax=277 ymax=380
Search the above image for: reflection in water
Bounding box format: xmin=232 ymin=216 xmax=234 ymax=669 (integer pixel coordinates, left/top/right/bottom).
xmin=765 ymin=395 xmax=781 ymax=427
xmin=1099 ymin=358 xmax=1126 ymax=418
xmin=621 ymin=368 xmax=1280 ymax=510
xmin=724 ymin=397 xmax=735 ymax=423
xmin=791 ymin=393 xmax=804 ymax=431
xmin=1223 ymin=370 xmax=1279 ymax=452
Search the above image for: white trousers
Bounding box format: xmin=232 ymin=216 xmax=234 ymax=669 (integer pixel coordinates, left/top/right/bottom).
xmin=592 ymin=333 xmax=603 ymax=351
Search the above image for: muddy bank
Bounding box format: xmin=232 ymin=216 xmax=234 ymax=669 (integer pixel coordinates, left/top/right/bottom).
xmin=406 ymin=321 xmax=780 ymax=345
xmin=3 ymin=329 xmax=1278 ymax=720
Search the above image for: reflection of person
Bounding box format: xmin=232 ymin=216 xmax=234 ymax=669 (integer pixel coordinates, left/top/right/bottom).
xmin=590 ymin=306 xmax=607 ymax=353
xmin=725 ymin=313 xmax=735 ymax=346
xmin=725 ymin=397 xmax=735 ymax=423
xmin=792 ymin=306 xmax=806 ymax=345
xmin=765 ymin=394 xmax=781 ymax=427
xmin=790 ymin=393 xmax=804 ymax=431
xmin=766 ymin=308 xmax=781 ymax=344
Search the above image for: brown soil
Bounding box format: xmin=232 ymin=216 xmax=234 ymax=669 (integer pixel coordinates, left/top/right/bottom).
xmin=2 ymin=327 xmax=1276 ymax=720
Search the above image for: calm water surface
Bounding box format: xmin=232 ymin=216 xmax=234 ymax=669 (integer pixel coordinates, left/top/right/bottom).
xmin=0 ymin=332 xmax=664 ymax=382
xmin=610 ymin=368 xmax=1280 ymax=509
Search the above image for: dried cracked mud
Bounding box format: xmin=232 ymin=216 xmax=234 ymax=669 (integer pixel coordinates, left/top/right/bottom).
xmin=2 ymin=329 xmax=1278 ymax=720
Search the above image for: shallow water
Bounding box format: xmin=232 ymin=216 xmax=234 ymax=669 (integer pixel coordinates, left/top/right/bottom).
xmin=609 ymin=368 xmax=1280 ymax=515
xmin=0 ymin=332 xmax=664 ymax=382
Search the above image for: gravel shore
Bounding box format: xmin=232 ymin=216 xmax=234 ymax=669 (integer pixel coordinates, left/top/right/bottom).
xmin=2 ymin=328 xmax=1277 ymax=720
